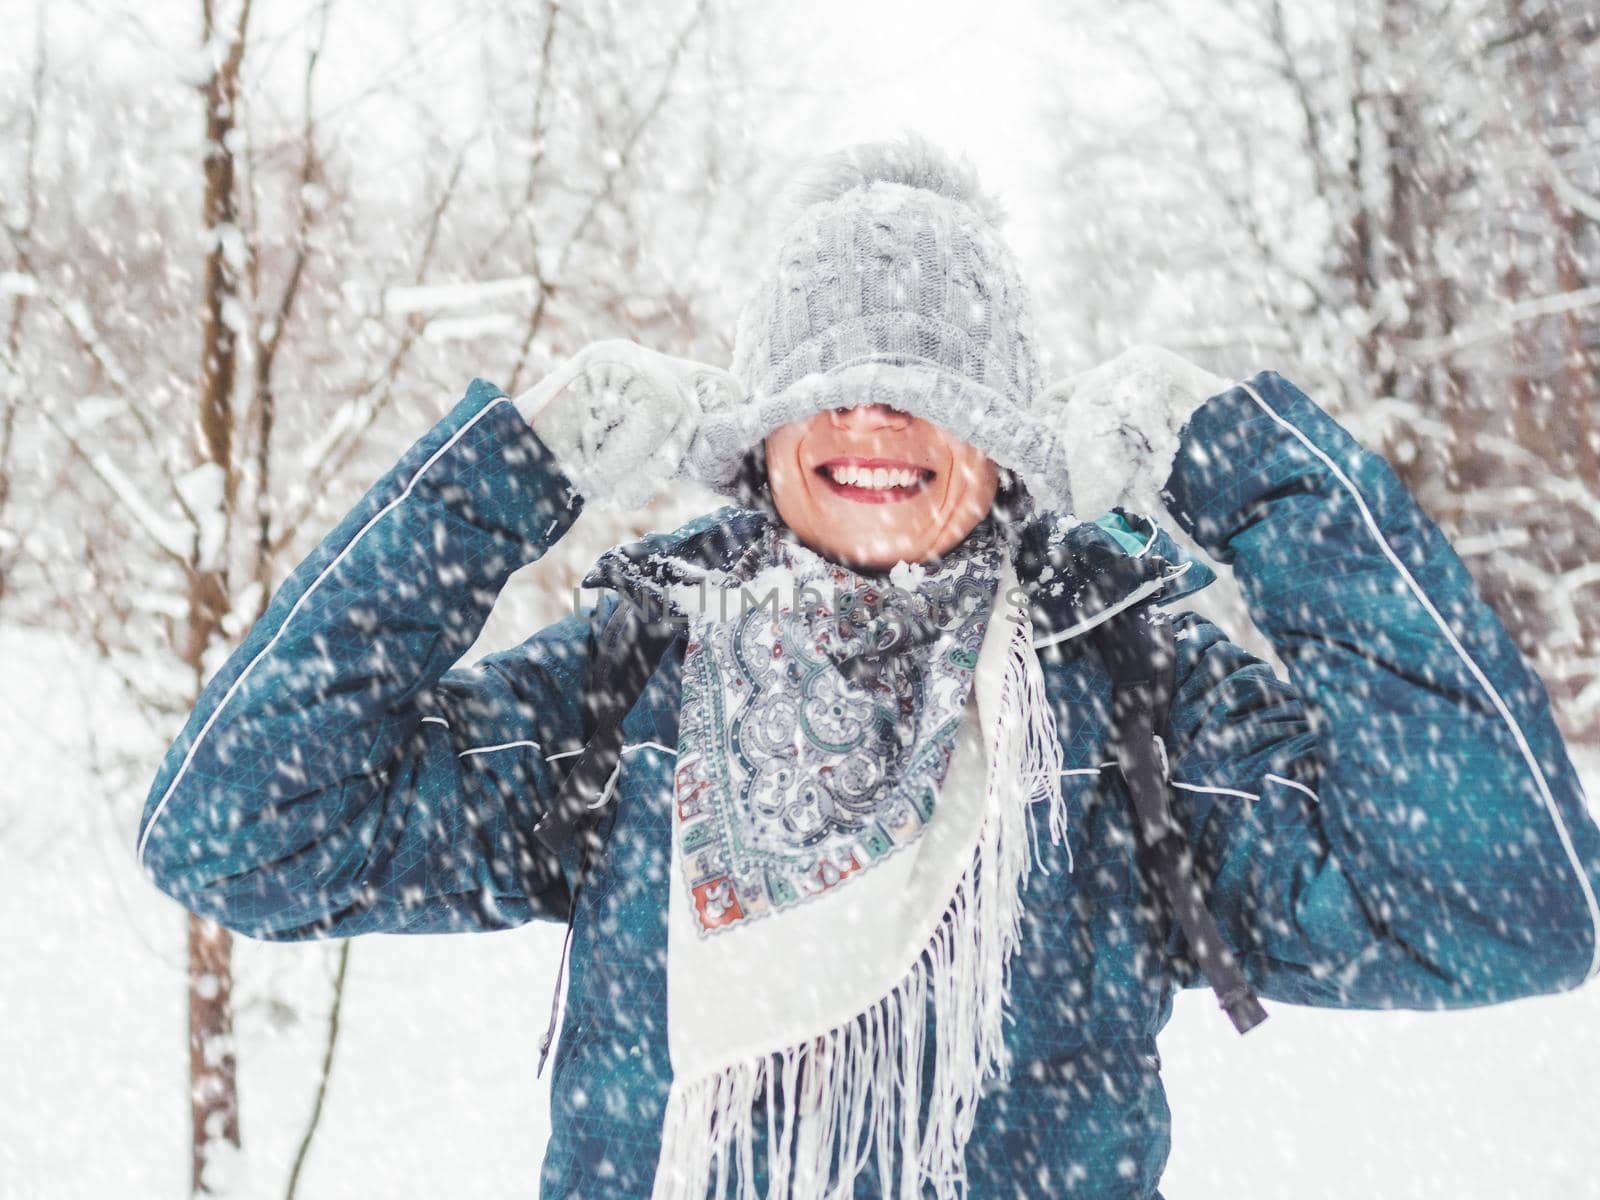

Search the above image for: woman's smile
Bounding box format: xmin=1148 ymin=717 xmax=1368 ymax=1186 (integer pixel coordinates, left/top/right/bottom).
xmin=765 ymin=401 xmax=998 ymax=569
xmin=813 ymin=456 xmax=936 ymax=504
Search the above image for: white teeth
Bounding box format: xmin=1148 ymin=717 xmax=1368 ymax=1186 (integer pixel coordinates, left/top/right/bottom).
xmin=826 ymin=465 xmax=923 ymax=489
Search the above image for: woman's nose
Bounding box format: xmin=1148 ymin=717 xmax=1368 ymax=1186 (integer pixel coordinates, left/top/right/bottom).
xmin=828 ymin=403 xmax=910 ymax=432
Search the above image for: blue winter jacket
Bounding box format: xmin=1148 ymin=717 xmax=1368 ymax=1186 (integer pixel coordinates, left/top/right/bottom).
xmin=135 ymin=371 xmax=1600 ymax=1198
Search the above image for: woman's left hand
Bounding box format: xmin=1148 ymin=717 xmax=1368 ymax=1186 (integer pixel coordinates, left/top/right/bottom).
xmin=1041 ymin=345 xmax=1231 ymax=522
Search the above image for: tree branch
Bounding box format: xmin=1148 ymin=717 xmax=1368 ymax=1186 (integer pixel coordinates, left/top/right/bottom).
xmin=268 ymin=141 xmax=474 ymax=556
xmin=284 ymin=941 xmax=352 ymax=1200
xmin=1400 ymin=285 xmax=1600 ymax=361
xmin=506 ymin=0 xmax=710 ymax=391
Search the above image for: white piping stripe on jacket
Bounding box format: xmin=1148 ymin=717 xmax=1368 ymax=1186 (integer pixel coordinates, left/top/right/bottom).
xmin=1031 ymin=562 xmax=1193 ymax=652
xmin=135 ymin=394 xmax=513 ymax=869
xmin=1239 ymin=379 xmax=1600 ymax=981
xmin=460 ymin=739 xmax=541 ymax=759
xmin=449 ymin=735 xmax=675 ymax=762
xmin=545 ymin=741 xmax=675 ymax=765
xmin=424 ymin=716 xmax=550 ymax=761
xmin=1265 ymin=773 xmax=1320 ymax=804
xmin=423 ymin=715 xmax=546 ymax=760
xmin=1064 ymin=765 xmax=1320 ymax=806
xmin=1173 ymin=780 xmax=1258 ymax=802
xmin=553 ymin=743 xmax=672 ymax=814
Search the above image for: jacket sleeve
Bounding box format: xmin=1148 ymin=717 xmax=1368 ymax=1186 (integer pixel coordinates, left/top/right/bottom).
xmin=1157 ymin=369 xmax=1600 ymax=1007
xmin=134 ymin=378 xmax=601 ymax=940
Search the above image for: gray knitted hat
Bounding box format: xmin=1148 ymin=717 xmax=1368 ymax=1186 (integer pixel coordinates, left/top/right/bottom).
xmin=685 ymin=132 xmax=1072 ymax=514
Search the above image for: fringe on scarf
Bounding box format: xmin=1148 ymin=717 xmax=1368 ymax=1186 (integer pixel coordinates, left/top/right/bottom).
xmin=652 ymin=615 xmax=1067 ymax=1200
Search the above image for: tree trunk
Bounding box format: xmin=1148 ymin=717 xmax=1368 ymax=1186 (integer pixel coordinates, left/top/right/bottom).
xmin=188 ymin=915 xmax=240 ymax=1192
xmin=1342 ymin=36 xmax=1380 ymax=380
xmin=189 ymin=0 xmax=251 ymax=1190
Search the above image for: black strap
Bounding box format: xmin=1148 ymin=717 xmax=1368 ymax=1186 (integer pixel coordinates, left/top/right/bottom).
xmin=1093 ymin=605 xmax=1269 ymax=1035
xmin=532 ymin=601 xmax=680 ymax=862
xmin=535 ymin=599 xmax=679 ymax=1076
xmin=536 ymin=886 xmax=581 ymax=1078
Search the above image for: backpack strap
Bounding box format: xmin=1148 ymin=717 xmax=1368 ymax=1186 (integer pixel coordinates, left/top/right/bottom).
xmin=533 ymin=598 xmax=680 ymax=1076
xmin=1092 ymin=604 xmax=1269 ymax=1035
xmin=532 ymin=600 xmax=680 ymax=862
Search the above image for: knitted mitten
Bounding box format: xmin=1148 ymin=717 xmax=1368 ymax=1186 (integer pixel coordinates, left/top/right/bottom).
xmin=1042 ymin=345 xmax=1230 ymax=522
xmin=513 ymin=339 xmax=741 ymax=511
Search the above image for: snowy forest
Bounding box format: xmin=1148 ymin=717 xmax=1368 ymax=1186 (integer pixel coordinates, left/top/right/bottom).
xmin=1 ymin=1 xmax=1596 ymax=1197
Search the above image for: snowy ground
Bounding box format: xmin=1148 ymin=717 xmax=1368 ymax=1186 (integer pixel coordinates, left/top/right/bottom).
xmin=4 ymin=621 xmax=1599 ymax=1199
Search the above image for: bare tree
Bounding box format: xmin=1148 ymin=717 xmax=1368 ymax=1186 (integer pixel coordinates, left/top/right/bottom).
xmin=184 ymin=0 xmax=255 ymax=1186
xmin=1038 ymin=0 xmax=1600 ymax=739
xmin=1 ymin=0 xmax=773 ymax=1187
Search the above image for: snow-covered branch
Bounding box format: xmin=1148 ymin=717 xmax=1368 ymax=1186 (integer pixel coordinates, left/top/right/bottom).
xmin=383 ymin=276 xmax=540 ymax=316
xmin=34 ymin=401 xmax=192 ymax=566
xmin=1541 ymin=153 xmax=1600 ymax=225
xmin=1400 ymin=286 xmax=1600 ymax=361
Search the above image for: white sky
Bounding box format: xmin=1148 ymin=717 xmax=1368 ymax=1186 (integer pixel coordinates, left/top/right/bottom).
xmin=8 ymin=0 xmax=1120 ymax=277
xmin=752 ymin=0 xmax=1066 ymax=266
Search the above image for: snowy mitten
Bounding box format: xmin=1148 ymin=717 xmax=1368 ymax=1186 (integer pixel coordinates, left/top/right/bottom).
xmin=513 ymin=339 xmax=741 ymax=511
xmin=1043 ymin=345 xmax=1230 ymax=521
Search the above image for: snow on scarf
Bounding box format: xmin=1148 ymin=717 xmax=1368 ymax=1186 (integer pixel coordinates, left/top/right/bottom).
xmin=626 ymin=514 xmax=1067 ymax=1199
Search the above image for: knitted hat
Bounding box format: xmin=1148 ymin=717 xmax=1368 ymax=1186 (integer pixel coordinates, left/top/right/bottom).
xmin=685 ymin=131 xmax=1073 ymax=514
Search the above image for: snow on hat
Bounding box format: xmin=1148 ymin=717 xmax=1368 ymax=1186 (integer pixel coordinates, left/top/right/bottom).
xmin=685 ymin=130 xmax=1073 ymax=514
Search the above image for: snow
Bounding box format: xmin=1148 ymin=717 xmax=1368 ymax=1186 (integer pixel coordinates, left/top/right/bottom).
xmin=0 ymin=624 xmax=565 ymax=1199
xmin=889 ymin=559 xmax=927 ymax=591
xmin=176 ymin=461 xmax=228 ymax=573
xmin=422 ymin=313 xmax=521 ymax=344
xmin=86 ymin=449 xmax=192 ymax=562
xmin=4 ymin=1 xmax=1598 ymax=1192
xmin=5 ymin=620 xmax=1599 ymax=1198
xmin=0 ymin=271 xmax=39 ymax=297
xmin=1576 ymin=682 xmax=1600 ymax=722
xmin=383 ymin=277 xmax=540 ymax=317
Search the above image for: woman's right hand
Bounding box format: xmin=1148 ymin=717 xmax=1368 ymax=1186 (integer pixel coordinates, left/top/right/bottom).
xmin=513 ymin=339 xmax=742 ymax=510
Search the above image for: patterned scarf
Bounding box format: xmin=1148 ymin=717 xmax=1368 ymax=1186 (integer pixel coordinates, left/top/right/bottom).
xmin=672 ymin=518 xmax=1001 ymax=935
xmin=634 ymin=513 xmax=1066 ymax=1200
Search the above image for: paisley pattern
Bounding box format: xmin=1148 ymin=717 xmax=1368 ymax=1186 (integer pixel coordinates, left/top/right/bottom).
xmin=671 ymin=519 xmax=1002 ymax=935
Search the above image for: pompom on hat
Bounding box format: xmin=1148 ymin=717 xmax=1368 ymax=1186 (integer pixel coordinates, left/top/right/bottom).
xmin=684 ymin=130 xmax=1075 ymax=515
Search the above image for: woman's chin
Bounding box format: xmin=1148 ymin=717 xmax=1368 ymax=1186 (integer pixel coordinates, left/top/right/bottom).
xmin=780 ymin=486 xmax=991 ymax=570
xmin=805 ymin=522 xmax=941 ymax=570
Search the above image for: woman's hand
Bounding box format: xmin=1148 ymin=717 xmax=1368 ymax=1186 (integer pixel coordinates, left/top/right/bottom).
xmin=513 ymin=339 xmax=742 ymax=510
xmin=1042 ymin=345 xmax=1231 ymax=521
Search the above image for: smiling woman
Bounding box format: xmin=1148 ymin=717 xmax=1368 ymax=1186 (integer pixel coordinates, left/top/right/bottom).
xmin=134 ymin=131 xmax=1600 ymax=1200
xmin=763 ymin=398 xmax=999 ymax=569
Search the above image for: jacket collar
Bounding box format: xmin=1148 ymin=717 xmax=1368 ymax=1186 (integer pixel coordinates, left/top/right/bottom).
xmin=1014 ymin=507 xmax=1214 ymax=653
xmin=583 ymin=504 xmax=1215 ymax=651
